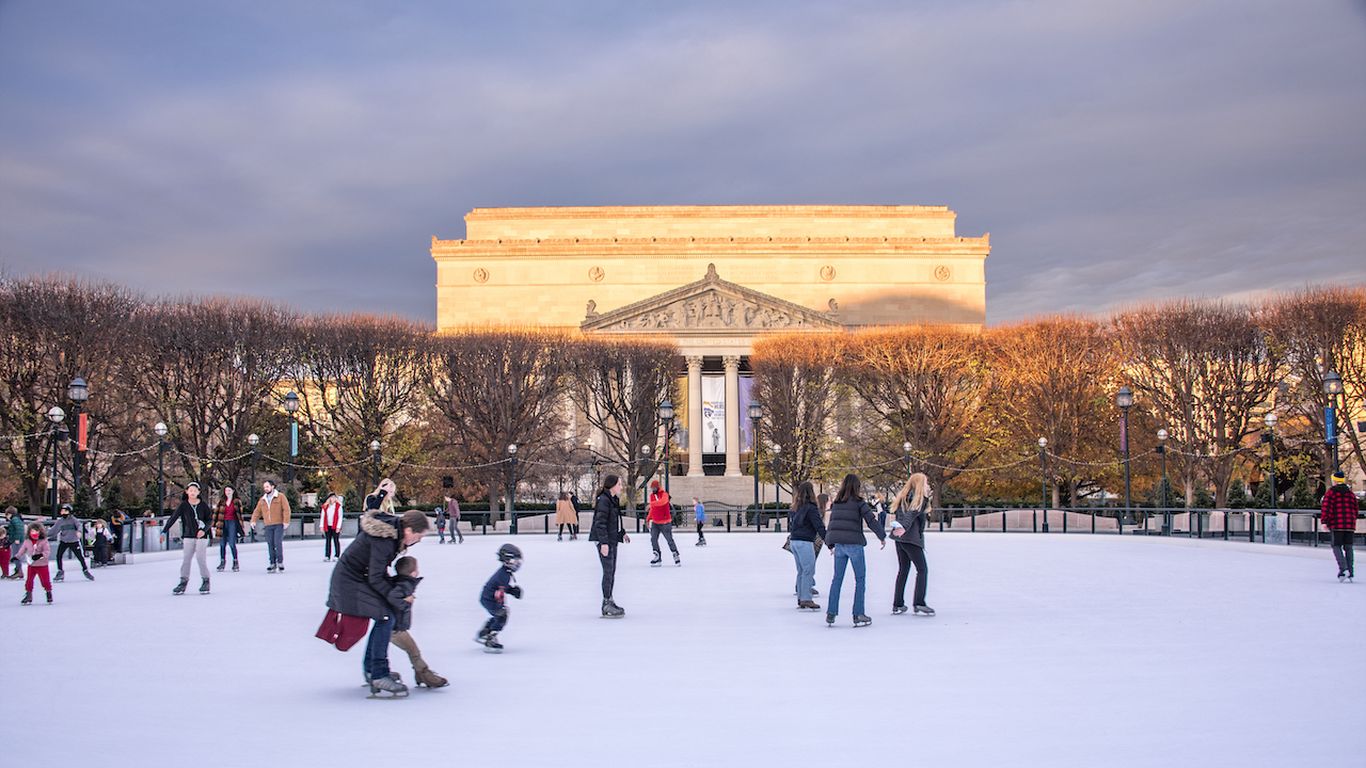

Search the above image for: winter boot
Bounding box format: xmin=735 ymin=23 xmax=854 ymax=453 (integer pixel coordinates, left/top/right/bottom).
xmin=482 ymin=632 xmax=504 ymax=654
xmin=82 ymin=568 xmax=93 ymax=581
xmin=232 ymin=560 xmax=239 ymax=572
xmin=217 ymin=559 xmax=226 ymax=572
xmin=913 ymin=604 xmax=936 ymax=616
xmin=20 ymin=591 xmax=32 ymax=605
xmin=414 ymin=667 xmax=449 ymax=688
xmin=601 ymin=599 xmax=625 ymax=619
xmin=199 ymin=578 xmax=210 ymax=595
xmin=853 ymin=614 xmax=872 ymax=628
xmin=172 ymin=578 xmax=188 ymax=595
xmin=797 ymin=600 xmax=821 ymax=611
xmin=367 ymin=675 xmax=409 ymax=699
xmin=54 ymin=570 xmax=64 ymax=582
xmin=650 ymin=552 xmax=662 ymax=567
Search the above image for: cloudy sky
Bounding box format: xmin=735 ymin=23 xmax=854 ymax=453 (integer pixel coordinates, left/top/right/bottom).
xmin=1 ymin=0 xmax=1363 ymax=324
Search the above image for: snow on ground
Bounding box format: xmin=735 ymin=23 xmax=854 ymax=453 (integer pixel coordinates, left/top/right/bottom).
xmin=2 ymin=530 xmax=1361 ymax=768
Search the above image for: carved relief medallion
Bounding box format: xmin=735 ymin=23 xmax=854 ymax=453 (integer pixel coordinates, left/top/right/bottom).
xmin=819 ymin=265 xmax=836 ymax=282
xmin=473 ymin=268 xmax=489 ymax=284
xmin=589 ymin=266 xmax=606 ymax=283
xmin=934 ymin=265 xmax=951 ymax=282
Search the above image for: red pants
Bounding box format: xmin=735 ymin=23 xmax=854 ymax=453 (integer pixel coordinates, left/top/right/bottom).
xmin=26 ymin=564 xmax=51 ymax=592
xmin=0 ymin=547 xmax=9 ymax=577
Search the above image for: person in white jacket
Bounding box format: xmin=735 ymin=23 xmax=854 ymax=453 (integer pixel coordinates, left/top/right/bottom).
xmin=320 ymin=493 xmax=344 ymax=563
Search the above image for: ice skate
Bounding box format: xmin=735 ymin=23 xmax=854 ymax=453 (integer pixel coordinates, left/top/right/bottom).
xmin=172 ymin=578 xmax=188 ymax=595
xmin=797 ymin=600 xmax=821 ymax=611
xmin=1339 ymin=571 xmax=1348 ymax=582
xmin=414 ymin=667 xmax=449 ymax=688
xmin=474 ymin=628 xmax=491 ymax=645
xmin=267 ymin=564 xmax=277 ymax=573
xmin=82 ymin=569 xmax=93 ymax=581
xmin=231 ymin=560 xmax=239 ymax=572
xmin=649 ymin=552 xmax=662 ymax=567
xmin=277 ymin=564 xmax=284 ymax=572
xmin=367 ymin=675 xmax=409 ymax=699
xmin=482 ymin=632 xmax=504 ymax=654
xmin=20 ymin=591 xmax=31 ymax=605
xmin=825 ymin=613 xmax=836 ymax=627
xmin=892 ymin=605 xmax=908 ymax=615
xmin=601 ymin=599 xmax=625 ymax=619
xmin=216 ymin=559 xmax=226 ymax=572
xmin=199 ymin=578 xmax=210 ymax=595
xmin=673 ymin=551 xmax=681 ymax=566
xmin=914 ymin=604 xmax=936 ymax=616
xmin=811 ymin=588 xmax=819 ymax=596
xmin=853 ymin=614 xmax=872 ymax=628
xmin=45 ymin=590 xmax=52 ymax=604
xmin=54 ymin=570 xmax=64 ymax=582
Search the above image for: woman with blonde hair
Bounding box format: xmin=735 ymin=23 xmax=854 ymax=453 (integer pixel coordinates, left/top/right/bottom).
xmin=889 ymin=472 xmax=933 ymax=616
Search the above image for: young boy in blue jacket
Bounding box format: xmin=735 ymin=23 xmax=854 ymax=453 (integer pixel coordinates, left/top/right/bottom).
xmin=475 ymin=544 xmax=522 ymax=653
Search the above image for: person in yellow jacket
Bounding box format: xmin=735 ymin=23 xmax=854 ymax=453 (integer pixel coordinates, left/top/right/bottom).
xmin=250 ymin=479 xmax=292 ymax=573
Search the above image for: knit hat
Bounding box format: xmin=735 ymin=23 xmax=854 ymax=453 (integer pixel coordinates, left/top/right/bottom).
xmin=1330 ymin=471 xmax=1347 ymax=486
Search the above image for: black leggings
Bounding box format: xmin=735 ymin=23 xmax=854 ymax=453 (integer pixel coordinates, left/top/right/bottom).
xmin=598 ymin=545 xmax=617 ymax=600
xmin=558 ymin=524 xmax=579 ymax=536
xmin=323 ymin=530 xmax=341 ymax=559
xmin=893 ymin=542 xmax=928 ymax=608
xmin=56 ymin=541 xmax=87 ymax=572
xmin=696 ymin=520 xmax=705 ymax=541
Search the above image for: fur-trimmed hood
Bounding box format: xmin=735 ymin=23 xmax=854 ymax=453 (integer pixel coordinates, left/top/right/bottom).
xmin=359 ymin=510 xmax=399 ymax=539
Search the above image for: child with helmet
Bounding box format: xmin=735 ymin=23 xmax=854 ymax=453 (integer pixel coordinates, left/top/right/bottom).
xmin=475 ymin=543 xmax=523 ymax=653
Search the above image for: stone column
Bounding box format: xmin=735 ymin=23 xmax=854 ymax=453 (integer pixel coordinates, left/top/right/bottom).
xmin=724 ymin=355 xmax=741 ymax=477
xmin=687 ymin=356 xmax=704 ymax=477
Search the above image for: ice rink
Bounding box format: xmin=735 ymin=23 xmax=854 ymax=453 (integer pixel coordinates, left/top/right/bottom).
xmin=3 ymin=529 xmax=1361 ymax=767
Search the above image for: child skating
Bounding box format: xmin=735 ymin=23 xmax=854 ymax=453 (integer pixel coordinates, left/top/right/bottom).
xmin=475 ymin=544 xmax=523 ymax=653
xmin=15 ymin=522 xmax=53 ymax=605
xmin=387 ymin=556 xmax=449 ymax=688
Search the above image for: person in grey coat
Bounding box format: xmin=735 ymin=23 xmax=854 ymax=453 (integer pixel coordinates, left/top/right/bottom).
xmin=50 ymin=504 xmax=92 ymax=582
xmin=889 ymin=472 xmax=933 ymax=616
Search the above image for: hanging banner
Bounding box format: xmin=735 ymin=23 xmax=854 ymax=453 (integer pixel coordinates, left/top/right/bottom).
xmin=77 ymin=412 xmax=88 ymax=452
xmin=290 ymin=421 xmax=299 ymax=457
xmin=701 ymin=375 xmax=725 ymax=454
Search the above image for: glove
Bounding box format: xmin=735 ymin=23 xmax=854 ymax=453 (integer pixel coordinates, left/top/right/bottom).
xmin=507 ymin=585 xmax=523 ymax=599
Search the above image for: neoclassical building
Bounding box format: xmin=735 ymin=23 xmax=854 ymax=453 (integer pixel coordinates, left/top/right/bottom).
xmin=432 ymin=205 xmax=988 ymax=501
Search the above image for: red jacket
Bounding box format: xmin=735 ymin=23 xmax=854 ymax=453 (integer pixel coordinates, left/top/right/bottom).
xmin=647 ymin=491 xmax=673 ymax=524
xmin=1320 ymin=486 xmax=1360 ymax=531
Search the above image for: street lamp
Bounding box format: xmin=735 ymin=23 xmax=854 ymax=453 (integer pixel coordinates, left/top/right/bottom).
xmin=507 ymin=443 xmax=518 ymax=534
xmin=772 ymin=443 xmax=782 ymax=509
xmin=1262 ymin=414 xmax=1277 ymax=512
xmin=370 ymin=439 xmax=381 ymax=487
xmin=46 ymin=406 xmax=65 ymax=513
xmin=1157 ymin=428 xmax=1170 ymax=535
xmin=585 ymin=437 xmax=600 ymax=493
xmin=658 ymin=399 xmax=675 ymax=495
xmin=247 ymin=433 xmax=260 ymax=512
xmin=1322 ymin=369 xmax=1344 ymax=473
xmin=283 ymin=391 xmax=300 ymax=485
xmin=67 ymin=377 xmax=89 ymax=510
xmin=1115 ymin=385 xmax=1134 ymax=529
xmin=154 ymin=421 xmax=168 ymax=518
xmin=903 ymin=441 xmax=912 ymax=474
xmin=1038 ymin=437 xmax=1049 ymax=533
xmin=749 ymin=401 xmax=764 ymax=528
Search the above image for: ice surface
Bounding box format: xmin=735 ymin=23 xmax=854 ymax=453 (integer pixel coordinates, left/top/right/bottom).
xmin=2 ymin=531 xmax=1361 ymax=768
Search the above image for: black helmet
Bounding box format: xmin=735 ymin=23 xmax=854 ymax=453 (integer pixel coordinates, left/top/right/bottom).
xmin=497 ymin=543 xmax=523 ymax=571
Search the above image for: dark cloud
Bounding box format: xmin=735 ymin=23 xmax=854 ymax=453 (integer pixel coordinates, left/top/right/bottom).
xmin=1 ymin=0 xmax=1362 ymax=323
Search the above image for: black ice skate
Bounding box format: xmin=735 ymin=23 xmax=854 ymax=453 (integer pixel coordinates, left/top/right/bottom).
xmin=673 ymin=551 xmax=681 ymax=566
xmin=20 ymin=591 xmax=31 ymax=605
xmin=853 ymin=614 xmax=872 ymax=628
xmin=267 ymin=564 xmax=277 ymax=573
xmin=913 ymin=604 xmax=936 ymax=617
xmin=199 ymin=578 xmax=210 ymax=595
xmin=54 ymin=570 xmax=64 ymax=582
xmin=650 ymin=552 xmax=662 ymax=567
xmin=172 ymin=578 xmax=188 ymax=595
xmin=367 ymin=675 xmax=409 ymax=699
xmin=474 ymin=628 xmax=491 ymax=645
xmin=825 ymin=613 xmax=836 ymax=627
xmin=892 ymin=605 xmax=908 ymax=615
xmin=216 ymin=560 xmax=226 ymax=572
xmin=82 ymin=569 xmax=93 ymax=581
xmin=231 ymin=560 xmax=239 ymax=572
xmin=45 ymin=590 xmax=52 ymax=604
xmin=482 ymin=632 xmax=504 ymax=654
xmin=601 ymin=599 xmax=625 ymax=619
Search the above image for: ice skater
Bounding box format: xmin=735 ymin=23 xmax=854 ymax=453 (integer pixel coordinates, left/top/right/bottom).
xmin=823 ymin=474 xmax=886 ymax=628
xmin=387 ymin=556 xmax=448 ymax=688
xmin=555 ymin=491 xmax=579 ymax=540
xmin=444 ymin=495 xmax=464 ymax=544
xmin=889 ymin=472 xmax=933 ymax=616
xmin=693 ymin=497 xmax=707 ymax=546
xmin=250 ymin=479 xmax=292 ymax=573
xmin=326 ymin=478 xmax=430 ymax=699
xmin=6 ymin=508 xmax=24 ymax=581
xmin=788 ymin=481 xmax=826 ymax=611
xmin=213 ymin=485 xmax=244 ymax=572
xmin=476 ymin=544 xmax=523 ymax=653
xmin=50 ymin=504 xmax=92 ymax=582
xmin=16 ymin=522 xmax=52 ymax=604
xmin=589 ymin=474 xmax=630 ymax=618
xmin=434 ymin=502 xmax=448 ymax=543
xmin=165 ymin=482 xmax=213 ymax=595
xmin=646 ymin=480 xmax=680 ymax=566
xmin=320 ymin=492 xmax=343 ymax=561
xmin=1320 ymin=471 xmax=1358 ymax=582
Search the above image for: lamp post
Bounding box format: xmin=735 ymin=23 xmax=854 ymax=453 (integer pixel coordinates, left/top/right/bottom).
xmin=46 ymin=406 xmax=65 ymax=513
xmin=772 ymin=443 xmax=782 ymax=509
xmin=1116 ymin=385 xmax=1134 ymax=529
xmin=639 ymin=444 xmax=652 ymax=533
xmin=1157 ymin=429 xmax=1170 ymax=535
xmin=67 ymin=377 xmax=89 ymax=509
xmin=1322 ymin=369 xmax=1344 ymax=473
xmin=1263 ymin=414 xmax=1277 ymax=512
xmin=749 ymin=401 xmax=763 ymax=529
xmin=370 ymin=439 xmax=381 ymax=487
xmin=659 ymin=399 xmax=675 ymax=495
xmin=283 ymin=391 xmax=300 ymax=485
xmin=1038 ymin=437 xmax=1049 ymax=533
xmin=507 ymin=443 xmax=518 ymax=534
xmin=247 ymin=433 xmax=260 ymax=511
xmin=903 ymin=441 xmax=912 ymax=474
xmin=154 ymin=422 xmax=168 ymax=519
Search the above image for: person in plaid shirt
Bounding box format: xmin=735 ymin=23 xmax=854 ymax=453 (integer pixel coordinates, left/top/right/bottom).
xmin=1320 ymin=471 xmax=1359 ymax=582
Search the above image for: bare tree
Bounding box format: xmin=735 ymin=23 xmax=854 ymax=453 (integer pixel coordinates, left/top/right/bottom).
xmin=750 ymin=333 xmax=844 ymax=493
xmin=566 ymin=338 xmax=679 ymax=510
xmin=1115 ymin=300 xmax=1283 ymax=508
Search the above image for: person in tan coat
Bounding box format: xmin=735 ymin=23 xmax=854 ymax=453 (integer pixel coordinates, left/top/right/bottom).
xmin=554 ymin=491 xmax=579 ymax=541
xmin=250 ymin=479 xmax=292 ymax=572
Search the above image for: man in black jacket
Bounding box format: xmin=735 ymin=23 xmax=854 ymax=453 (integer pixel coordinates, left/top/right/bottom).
xmin=166 ymin=482 xmax=212 ymax=595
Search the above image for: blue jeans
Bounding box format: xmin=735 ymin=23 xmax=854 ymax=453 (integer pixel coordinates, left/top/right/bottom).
xmin=219 ymin=520 xmax=240 ymax=560
xmin=827 ymin=543 xmax=867 ymax=617
xmin=265 ymin=524 xmax=284 ymax=565
xmin=791 ymin=539 xmax=816 ymax=601
xmin=363 ymin=614 xmax=395 ymax=680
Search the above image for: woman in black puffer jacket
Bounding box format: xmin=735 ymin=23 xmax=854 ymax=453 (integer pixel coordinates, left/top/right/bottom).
xmin=326 ymin=479 xmax=430 ymax=697
xmin=823 ymin=473 xmax=886 ymax=628
xmin=589 ymin=475 xmax=630 ymax=618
